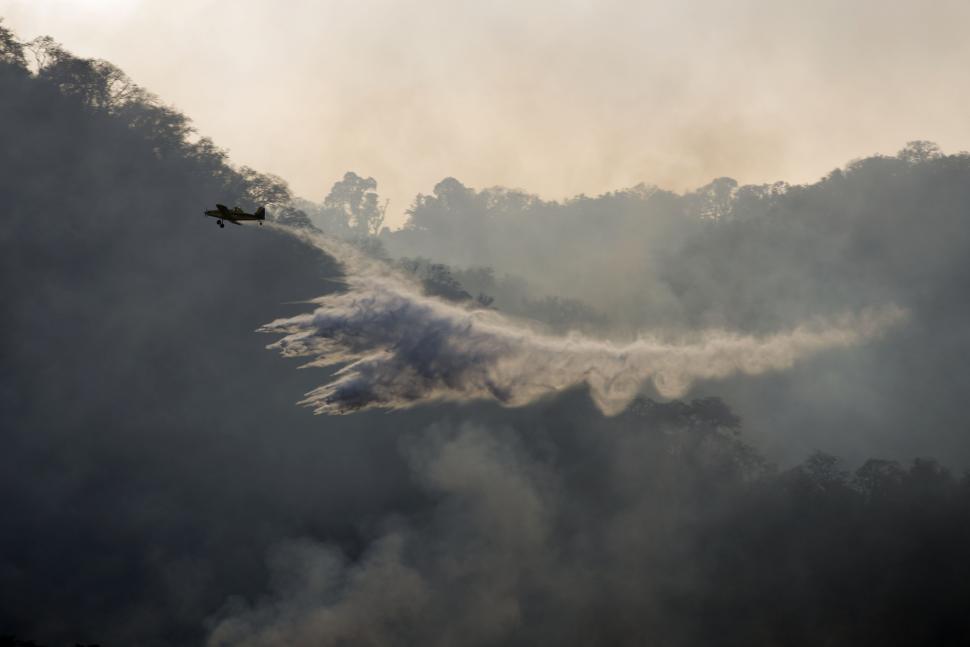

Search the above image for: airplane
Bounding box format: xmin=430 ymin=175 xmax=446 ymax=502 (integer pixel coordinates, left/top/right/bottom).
xmin=204 ymin=204 xmax=266 ymax=228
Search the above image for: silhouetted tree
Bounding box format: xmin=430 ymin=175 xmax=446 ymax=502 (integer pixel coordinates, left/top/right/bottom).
xmin=898 ymin=139 xmax=943 ymax=164
xmin=238 ymin=166 xmax=291 ymax=208
xmin=685 ymin=176 xmax=738 ymax=221
xmin=321 ymin=171 xmax=386 ymax=235
xmin=0 ymin=19 xmax=26 ymax=70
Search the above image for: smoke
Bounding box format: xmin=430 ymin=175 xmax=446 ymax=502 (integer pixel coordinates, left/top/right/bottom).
xmin=206 ymin=424 xmax=551 ymax=647
xmin=260 ymin=225 xmax=905 ymax=416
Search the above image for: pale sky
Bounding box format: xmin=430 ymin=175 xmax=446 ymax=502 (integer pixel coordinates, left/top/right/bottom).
xmin=4 ymin=0 xmax=970 ymax=227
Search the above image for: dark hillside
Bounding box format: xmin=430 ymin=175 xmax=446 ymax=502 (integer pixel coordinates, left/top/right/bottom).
xmin=4 ymin=24 xmax=970 ymax=647
xmin=0 ymin=31 xmax=416 ymax=646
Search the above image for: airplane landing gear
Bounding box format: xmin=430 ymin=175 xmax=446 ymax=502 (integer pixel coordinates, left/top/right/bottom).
xmin=217 ymin=219 xmax=224 ymax=228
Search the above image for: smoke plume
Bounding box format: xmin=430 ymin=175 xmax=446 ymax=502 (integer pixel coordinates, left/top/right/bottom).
xmin=260 ymin=225 xmax=904 ymax=415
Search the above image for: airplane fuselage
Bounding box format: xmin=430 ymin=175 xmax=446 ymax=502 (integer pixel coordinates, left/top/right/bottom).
xmin=204 ymin=204 xmax=266 ymax=228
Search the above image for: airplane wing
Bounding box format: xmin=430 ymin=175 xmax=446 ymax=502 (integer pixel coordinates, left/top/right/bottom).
xmin=225 ymin=218 xmax=243 ymax=225
xmin=217 ymin=204 xmax=230 ymax=215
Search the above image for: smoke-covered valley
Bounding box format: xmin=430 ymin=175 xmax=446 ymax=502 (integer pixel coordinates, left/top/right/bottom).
xmin=3 ymin=23 xmax=970 ymax=647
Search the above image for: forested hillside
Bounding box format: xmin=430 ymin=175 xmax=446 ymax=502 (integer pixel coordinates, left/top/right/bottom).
xmin=3 ymin=22 xmax=970 ymax=647
xmin=373 ymin=146 xmax=970 ymax=463
xmin=0 ymin=25 xmax=405 ymax=646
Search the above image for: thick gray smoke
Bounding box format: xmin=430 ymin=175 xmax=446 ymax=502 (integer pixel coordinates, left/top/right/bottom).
xmin=206 ymin=424 xmax=558 ymax=647
xmin=260 ymin=225 xmax=904 ymax=415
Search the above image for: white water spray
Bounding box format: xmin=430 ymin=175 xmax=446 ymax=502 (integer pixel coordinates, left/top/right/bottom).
xmin=260 ymin=225 xmax=905 ymax=415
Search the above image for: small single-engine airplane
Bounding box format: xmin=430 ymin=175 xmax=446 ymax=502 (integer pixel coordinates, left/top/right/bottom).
xmin=204 ymin=204 xmax=266 ymax=228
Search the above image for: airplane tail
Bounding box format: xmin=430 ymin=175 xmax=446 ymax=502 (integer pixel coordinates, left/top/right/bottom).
xmin=255 ymin=206 xmax=266 ymax=220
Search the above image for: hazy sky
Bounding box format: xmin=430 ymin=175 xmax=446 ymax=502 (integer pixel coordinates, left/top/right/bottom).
xmin=4 ymin=0 xmax=970 ymax=226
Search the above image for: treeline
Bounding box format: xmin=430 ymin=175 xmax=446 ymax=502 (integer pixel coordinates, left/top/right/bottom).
xmin=10 ymin=18 xmax=970 ymax=339
xmin=628 ymin=400 xmax=970 ymax=647
xmin=601 ymin=399 xmax=970 ymax=647
xmin=374 ymin=142 xmax=970 ymax=331
xmin=0 ymin=20 xmax=311 ymax=228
